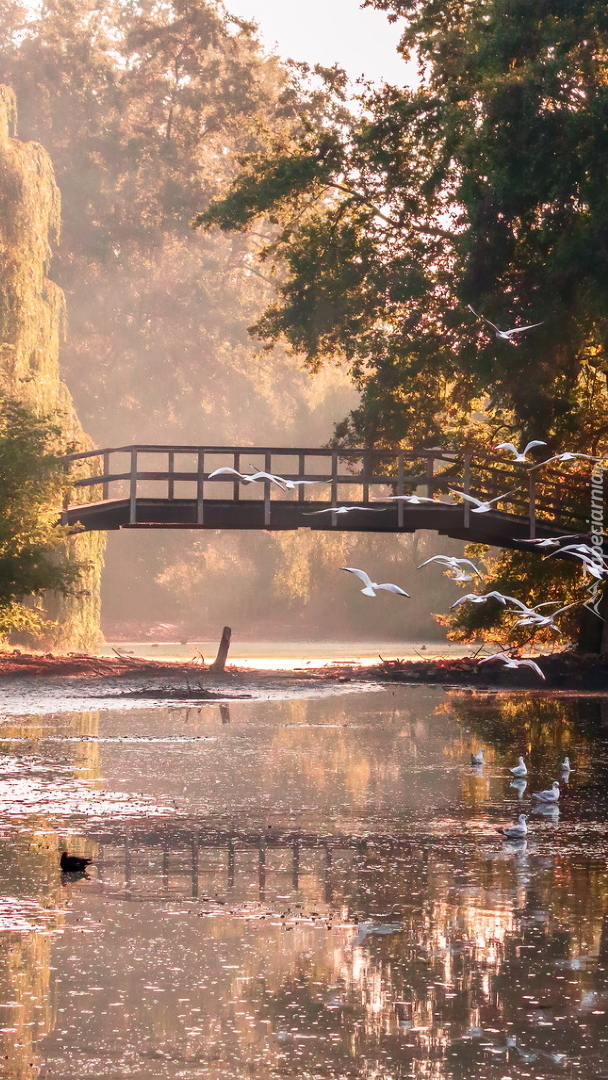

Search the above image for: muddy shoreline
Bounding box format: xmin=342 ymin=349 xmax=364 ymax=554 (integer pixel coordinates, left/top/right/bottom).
xmin=1 ymin=648 xmax=608 ymax=694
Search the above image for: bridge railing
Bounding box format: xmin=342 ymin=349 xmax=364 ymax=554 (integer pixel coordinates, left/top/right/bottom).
xmin=64 ymin=445 xmax=592 ymax=535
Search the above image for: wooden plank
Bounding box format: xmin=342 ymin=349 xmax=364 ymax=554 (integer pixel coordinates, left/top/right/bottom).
xmin=463 ymin=450 xmax=472 ymax=529
xmin=103 ymin=450 xmax=110 ymax=501
xmin=197 ymin=451 xmax=204 ymax=524
xmin=528 ymin=470 xmax=537 ymax=539
xmin=397 ymin=452 xmax=404 ymax=529
xmin=264 ymin=451 xmax=271 ymax=528
xmin=362 ymin=450 xmax=370 ymax=503
xmin=168 ymin=451 xmax=174 ymax=500
xmin=129 ymin=448 xmax=138 ymax=525
xmin=426 ymin=454 xmax=435 ymax=499
xmin=299 ymin=453 xmax=306 ymax=503
xmin=233 ymin=452 xmax=240 ymax=502
xmin=331 ymin=451 xmax=338 ymax=527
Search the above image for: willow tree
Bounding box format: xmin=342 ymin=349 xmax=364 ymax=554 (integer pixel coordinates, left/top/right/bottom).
xmin=196 ymin=0 xmax=608 ymax=648
xmin=0 ymin=84 xmax=104 ymax=647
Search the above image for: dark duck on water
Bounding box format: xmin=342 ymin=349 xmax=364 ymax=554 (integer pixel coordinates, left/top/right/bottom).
xmin=60 ymin=851 xmax=93 ymax=872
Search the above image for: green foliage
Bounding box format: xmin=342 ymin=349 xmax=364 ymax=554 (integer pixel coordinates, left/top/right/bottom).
xmin=194 ymin=0 xmax=608 ymax=645
xmin=0 ymin=397 xmax=82 ymax=636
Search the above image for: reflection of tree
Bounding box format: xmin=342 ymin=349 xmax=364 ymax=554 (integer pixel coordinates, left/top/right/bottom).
xmin=0 ymin=711 xmax=99 ymax=1077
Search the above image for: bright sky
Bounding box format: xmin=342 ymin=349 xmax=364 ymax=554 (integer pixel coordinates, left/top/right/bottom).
xmin=224 ymin=0 xmax=410 ymax=85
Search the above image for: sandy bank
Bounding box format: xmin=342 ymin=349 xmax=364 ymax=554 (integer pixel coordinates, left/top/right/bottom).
xmin=1 ymin=648 xmax=608 ymax=696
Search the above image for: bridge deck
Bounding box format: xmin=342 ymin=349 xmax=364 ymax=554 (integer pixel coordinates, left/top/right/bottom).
xmin=62 ymin=444 xmax=597 ymax=549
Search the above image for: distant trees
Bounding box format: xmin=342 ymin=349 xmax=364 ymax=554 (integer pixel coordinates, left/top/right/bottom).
xmin=0 ymin=398 xmax=81 ymax=636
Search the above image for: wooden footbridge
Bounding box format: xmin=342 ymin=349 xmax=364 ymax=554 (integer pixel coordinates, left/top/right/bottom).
xmin=62 ymin=444 xmax=599 ymax=551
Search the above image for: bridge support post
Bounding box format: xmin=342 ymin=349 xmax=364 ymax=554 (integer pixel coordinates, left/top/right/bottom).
xmin=397 ymin=452 xmax=404 ymax=529
xmin=463 ymin=451 xmax=471 ymax=529
xmin=197 ymin=451 xmax=204 ymax=524
xmin=103 ymin=450 xmax=110 ymax=502
xmin=129 ymin=448 xmax=137 ymax=524
xmin=167 ymin=451 xmax=174 ymax=501
xmin=331 ymin=451 xmax=338 ymax=526
xmin=264 ymin=451 xmax=271 ymax=527
xmin=528 ymin=470 xmax=537 ymax=539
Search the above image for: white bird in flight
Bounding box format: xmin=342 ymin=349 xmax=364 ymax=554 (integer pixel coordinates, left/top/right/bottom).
xmin=418 ymin=556 xmax=482 ymax=579
xmin=532 ymin=781 xmax=560 ymax=803
xmin=304 ymin=506 xmax=386 ymax=516
xmin=494 ymin=440 xmax=546 ymax=462
xmin=513 ymin=601 xmax=580 ymax=631
xmin=468 ymin=304 xmax=544 ymax=341
xmin=522 ymin=535 xmax=582 ymax=549
xmin=509 ymin=757 xmax=528 ymax=777
xmin=471 ymin=749 xmax=484 ymax=765
xmin=498 ymin=814 xmax=528 ymax=839
xmin=341 ymin=567 xmax=410 ymax=597
xmin=468 ymin=304 xmax=544 ymax=342
xmin=560 ymin=756 xmax=572 ymax=773
xmin=449 ymin=488 xmax=519 ymax=513
xmin=479 ymin=653 xmax=546 ymax=679
xmin=451 ymin=591 xmax=528 ymax=610
xmin=373 ymin=494 xmax=452 ymax=505
xmin=208 ymin=466 xmax=319 ymax=491
xmin=535 ymin=451 xmax=599 ymax=467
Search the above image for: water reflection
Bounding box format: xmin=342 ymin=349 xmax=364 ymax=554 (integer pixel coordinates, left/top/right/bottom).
xmin=0 ymin=689 xmax=606 ymax=1075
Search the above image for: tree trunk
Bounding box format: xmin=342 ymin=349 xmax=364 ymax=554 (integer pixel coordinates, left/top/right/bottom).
xmin=577 ymin=584 xmax=608 ymax=653
xmin=210 ymin=626 xmax=231 ymax=672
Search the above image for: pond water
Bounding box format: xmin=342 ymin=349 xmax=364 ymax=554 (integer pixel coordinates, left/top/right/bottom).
xmin=0 ymin=686 xmax=607 ymax=1078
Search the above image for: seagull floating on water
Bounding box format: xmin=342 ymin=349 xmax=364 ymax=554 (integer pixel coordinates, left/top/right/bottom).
xmin=509 ymin=757 xmax=528 ymax=777
xmin=449 ymin=488 xmax=519 ymax=513
xmin=498 ymin=814 xmax=528 ymax=839
xmin=494 ymin=440 xmax=546 ymax=462
xmin=341 ymin=567 xmax=410 ymax=597
xmin=532 ymin=781 xmax=560 ymax=803
xmin=470 ymin=749 xmax=484 ymax=765
xmin=60 ymin=852 xmax=93 ymax=872
xmin=479 ymin=653 xmax=546 ymax=679
xmin=468 ymin=305 xmax=544 ymax=342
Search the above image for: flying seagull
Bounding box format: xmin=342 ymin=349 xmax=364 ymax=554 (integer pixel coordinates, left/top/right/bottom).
xmin=471 ymin=748 xmax=484 ymax=765
xmin=449 ymin=488 xmax=519 ymax=513
xmin=372 ymin=494 xmax=452 ymax=505
xmin=468 ymin=304 xmax=544 ymax=342
xmin=497 ymin=814 xmax=528 ymax=840
xmin=536 ymin=452 xmax=600 ymax=467
xmin=494 ymin=440 xmax=546 ymax=462
xmin=209 ymin=466 xmax=287 ymax=489
xmin=304 ymin=506 xmax=386 ymax=516
xmin=418 ymin=555 xmax=482 ymax=579
xmin=451 ymin=592 xmax=528 ymax=610
xmin=479 ymin=653 xmax=546 ymax=679
xmin=341 ymin=567 xmax=409 ymax=597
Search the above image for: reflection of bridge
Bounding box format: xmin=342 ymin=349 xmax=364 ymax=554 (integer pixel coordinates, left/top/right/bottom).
xmin=62 ymin=444 xmax=594 ymax=549
xmin=87 ymin=823 xmax=430 ymax=903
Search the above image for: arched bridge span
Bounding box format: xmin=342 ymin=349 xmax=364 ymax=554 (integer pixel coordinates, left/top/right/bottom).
xmin=62 ymin=444 xmax=598 ymax=552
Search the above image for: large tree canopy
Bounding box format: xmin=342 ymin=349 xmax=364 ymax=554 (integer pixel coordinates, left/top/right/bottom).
xmin=198 ymin=0 xmax=608 ymax=453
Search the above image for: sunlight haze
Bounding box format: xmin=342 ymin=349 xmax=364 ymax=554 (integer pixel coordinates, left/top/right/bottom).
xmin=225 ymin=0 xmax=410 ymax=84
